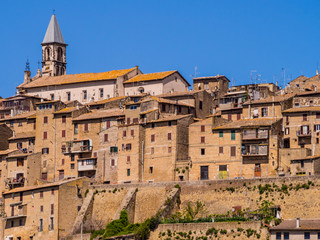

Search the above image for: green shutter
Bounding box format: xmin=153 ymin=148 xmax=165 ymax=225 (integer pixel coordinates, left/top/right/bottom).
xmin=231 ymin=130 xmax=236 ymax=140
xmin=219 ymin=130 xmax=224 ymax=138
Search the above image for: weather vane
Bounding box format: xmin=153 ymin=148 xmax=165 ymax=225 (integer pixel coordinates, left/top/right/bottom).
xmin=25 ymin=59 xmax=30 ymax=72
xmin=53 ymin=9 xmax=56 ymax=15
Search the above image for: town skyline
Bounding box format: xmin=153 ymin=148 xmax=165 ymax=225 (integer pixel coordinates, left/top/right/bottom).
xmin=1 ymin=0 xmax=320 ymax=98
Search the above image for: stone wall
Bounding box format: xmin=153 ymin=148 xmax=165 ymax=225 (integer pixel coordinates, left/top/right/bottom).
xmin=90 ymin=175 xmax=320 ymax=229
xmin=150 ymin=222 xmax=269 ymax=240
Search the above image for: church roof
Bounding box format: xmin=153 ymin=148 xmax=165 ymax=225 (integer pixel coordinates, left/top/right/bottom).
xmin=18 ymin=68 xmax=136 ymax=89
xmin=124 ymin=71 xmax=177 ymax=84
xmin=42 ymin=14 xmax=65 ymax=44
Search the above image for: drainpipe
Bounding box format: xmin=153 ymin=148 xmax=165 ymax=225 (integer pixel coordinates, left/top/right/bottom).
xmin=141 ymin=140 xmax=144 ymax=182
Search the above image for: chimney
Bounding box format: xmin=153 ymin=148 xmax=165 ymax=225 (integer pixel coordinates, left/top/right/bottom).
xmin=36 ymin=68 xmax=42 ymax=78
xmin=24 ymin=70 xmax=31 ymax=83
xmin=296 ymin=218 xmax=300 ymax=228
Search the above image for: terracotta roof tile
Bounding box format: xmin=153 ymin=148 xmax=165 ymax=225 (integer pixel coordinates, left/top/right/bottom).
xmin=282 ymin=106 xmax=320 ymax=113
xmin=86 ymin=96 xmax=127 ymax=106
xmin=124 ymin=71 xmax=176 ymax=84
xmin=73 ymin=109 xmax=124 ymax=121
xmin=148 ymin=114 xmax=192 ymax=123
xmin=157 ymin=90 xmax=201 ymax=98
xmin=270 ymin=219 xmax=320 ymax=231
xmin=53 ymin=106 xmax=83 ymax=114
xmin=9 ymin=132 xmax=35 ymax=140
xmin=243 ymin=93 xmax=295 ymax=105
xmin=0 ymin=111 xmax=36 ymax=122
xmin=19 ymin=68 xmax=136 ymax=89
xmin=213 ymin=118 xmax=281 ymax=130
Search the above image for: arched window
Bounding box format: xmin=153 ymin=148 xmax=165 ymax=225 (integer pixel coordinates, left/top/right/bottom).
xmin=56 ymin=66 xmax=59 ymax=76
xmin=46 ymin=48 xmax=51 ymax=60
xmin=57 ymin=47 xmax=63 ymax=62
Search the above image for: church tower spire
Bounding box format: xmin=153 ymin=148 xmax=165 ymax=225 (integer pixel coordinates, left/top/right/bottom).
xmin=41 ymin=14 xmax=67 ymax=77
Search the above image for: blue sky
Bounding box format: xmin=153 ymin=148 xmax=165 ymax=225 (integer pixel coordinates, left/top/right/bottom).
xmin=1 ymin=0 xmax=320 ymax=98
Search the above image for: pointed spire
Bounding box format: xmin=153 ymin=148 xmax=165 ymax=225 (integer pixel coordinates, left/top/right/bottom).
xmin=42 ymin=14 xmax=65 ymax=44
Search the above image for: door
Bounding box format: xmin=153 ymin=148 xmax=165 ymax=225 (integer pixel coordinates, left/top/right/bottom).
xmin=200 ymin=166 xmax=209 ymax=180
xmin=59 ymin=170 xmax=64 ymax=180
xmin=254 ymin=164 xmax=261 ymax=177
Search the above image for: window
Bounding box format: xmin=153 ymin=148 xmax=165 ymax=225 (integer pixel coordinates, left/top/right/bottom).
xmin=50 ymin=217 xmax=54 ymax=230
xmin=42 ymin=172 xmax=47 ymax=180
xmin=44 ymin=116 xmax=48 ymax=124
xmin=40 ymin=191 xmax=43 ymax=199
xmin=228 ymin=114 xmax=232 ymax=121
xmin=127 ymin=169 xmax=130 ymax=176
xmin=11 ymin=220 xmax=14 ymax=228
xmin=39 ymin=219 xmax=43 ymax=232
xmin=168 ymin=133 xmax=172 ymax=140
xmin=20 ymin=192 xmax=23 ymax=201
xmin=151 ymin=123 xmax=155 ymax=128
xmin=276 ymin=232 xmax=281 ymax=240
xmin=285 ymin=127 xmax=290 ymax=135
xmin=178 ymin=106 xmax=182 ymax=113
xmin=106 ymin=120 xmax=111 ymax=129
xmin=18 ymin=121 xmax=22 ymax=127
xmin=126 ymin=144 xmax=132 ymax=151
xmin=129 ymin=105 xmax=137 ymax=110
xmin=10 ymin=121 xmax=14 ymax=127
xmin=201 ymin=125 xmax=205 ymax=132
xmin=99 ymin=88 xmax=104 ymax=98
xmin=19 ymin=219 xmax=23 ymax=226
xmin=318 ymin=232 xmax=320 ymax=239
xmin=71 ymin=154 xmax=75 ymax=162
xmin=110 ymin=146 xmax=118 ymax=153
xmin=42 ymin=148 xmax=49 ymax=154
xmin=201 ymin=148 xmax=205 ymax=155
xmin=62 ymin=130 xmax=66 ymax=138
xmin=51 ymin=189 xmax=54 ymax=195
xmin=74 ymin=124 xmax=78 ymax=134
xmin=149 ymin=167 xmax=153 ymax=174
xmin=62 ymin=115 xmax=66 ymax=123
xmin=71 ymin=163 xmax=75 ymax=169
xmin=17 ymin=142 xmax=22 ymax=149
xmin=315 ymin=124 xmax=320 ymax=132
xmin=304 ymin=232 xmax=310 ymax=239
xmin=84 ymin=123 xmax=89 ymax=132
xmin=104 ymin=134 xmax=108 ymax=142
xmin=111 ymin=159 xmax=115 ymax=166
xmin=131 ymin=129 xmax=134 ymax=137
xmin=51 ymin=204 xmax=54 ymax=214
xmin=168 ymin=147 xmax=172 ymax=153
xmin=17 ymin=158 xmax=24 ymax=167
xmin=162 ymin=104 xmax=166 ymax=112
xmin=67 ymin=92 xmax=71 ymax=101
xmin=199 ymin=101 xmax=203 ymax=110
xmin=83 ymin=90 xmax=87 ymax=100
xmin=301 ymin=161 xmax=305 ymax=168
xmin=127 ymin=156 xmax=131 ymax=163
xmin=123 ymin=130 xmax=127 ymax=137
xmin=231 ymin=130 xmax=236 ymax=140
xmin=133 ymin=118 xmax=139 ymax=123
xmin=127 ymin=118 xmax=131 ymax=124
xmin=230 ymin=146 xmax=236 ymax=157
xmin=50 ymin=94 xmax=54 ymax=100
xmin=219 ymin=147 xmax=223 ymax=154
xmin=43 ymin=131 xmax=47 ymax=140
xmin=237 ymin=113 xmax=241 ymax=120
xmin=168 ymin=121 xmax=172 ymax=127
xmin=303 ymin=114 xmax=308 ymax=121
xmin=219 ymin=130 xmax=223 ymax=138
xmin=317 ymin=113 xmax=320 ymax=119
xmin=151 ymin=147 xmax=154 ymax=154
xmin=200 ymin=166 xmax=209 ymax=180
xmin=151 ymin=134 xmax=155 ymax=142
xmin=284 ymin=232 xmax=289 ymax=240
xmin=317 ymin=138 xmax=319 ymax=144
xmin=261 ymin=107 xmax=268 ymax=117
xmin=201 ymin=136 xmax=205 ymax=143
xmin=40 ymin=205 xmax=43 ymax=212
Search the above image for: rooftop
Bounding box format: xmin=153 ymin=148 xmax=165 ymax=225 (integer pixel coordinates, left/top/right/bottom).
xmin=73 ymin=109 xmax=124 ymax=121
xmin=270 ymin=219 xmax=320 ymax=231
xmin=42 ymin=14 xmax=65 ymax=44
xmin=86 ymin=96 xmax=127 ymax=106
xmin=19 ymin=68 xmax=136 ymax=89
xmin=213 ymin=118 xmax=281 ymax=130
xmin=193 ymin=75 xmax=229 ymax=81
xmin=0 ymin=111 xmax=36 ymax=122
xmin=148 ymin=114 xmax=193 ymax=123
xmin=9 ymin=132 xmax=35 ymax=140
xmin=282 ymin=106 xmax=320 ymax=113
xmin=157 ymin=90 xmax=201 ymax=98
xmin=243 ymin=93 xmax=295 ymax=105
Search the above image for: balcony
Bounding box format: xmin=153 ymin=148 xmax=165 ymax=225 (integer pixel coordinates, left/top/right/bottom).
xmin=78 ymin=158 xmax=97 ymax=172
xmin=220 ymin=102 xmax=242 ymax=110
xmin=5 ymin=177 xmax=25 ymax=190
xmin=4 ymin=204 xmax=27 ymax=220
xmin=62 ymin=139 xmax=92 ymax=154
xmin=242 ymin=129 xmax=268 ymax=140
xmin=297 ymin=130 xmax=311 ymax=137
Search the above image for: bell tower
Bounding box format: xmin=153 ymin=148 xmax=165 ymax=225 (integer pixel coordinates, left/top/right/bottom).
xmin=41 ymin=14 xmax=67 ymax=77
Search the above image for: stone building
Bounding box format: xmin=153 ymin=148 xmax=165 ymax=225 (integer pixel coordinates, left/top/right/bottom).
xmin=189 ymin=117 xmax=282 ymax=180
xmin=1 ymin=178 xmax=90 ymax=240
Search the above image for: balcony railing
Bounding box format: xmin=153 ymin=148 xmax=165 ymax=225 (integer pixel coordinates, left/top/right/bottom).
xmin=77 ymin=159 xmax=97 ymax=172
xmin=297 ymin=130 xmax=311 ymax=137
xmin=62 ymin=140 xmax=92 ymax=154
